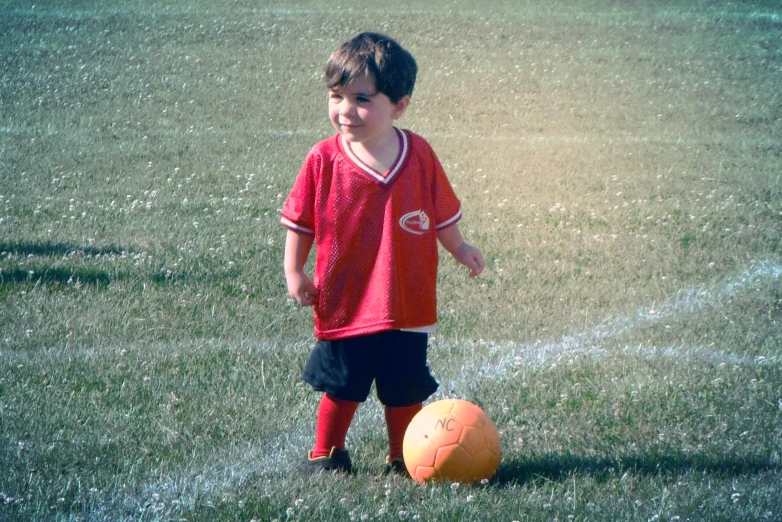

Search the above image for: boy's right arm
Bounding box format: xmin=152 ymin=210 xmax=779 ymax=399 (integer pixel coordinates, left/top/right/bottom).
xmin=283 ymin=229 xmax=317 ymax=307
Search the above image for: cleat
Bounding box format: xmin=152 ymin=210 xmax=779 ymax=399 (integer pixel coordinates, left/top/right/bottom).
xmin=385 ymin=455 xmax=409 ymax=476
xmin=302 ymin=447 xmax=352 ymax=474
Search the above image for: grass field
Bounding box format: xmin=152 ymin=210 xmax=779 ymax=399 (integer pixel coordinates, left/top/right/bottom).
xmin=1 ymin=0 xmax=781 ymax=520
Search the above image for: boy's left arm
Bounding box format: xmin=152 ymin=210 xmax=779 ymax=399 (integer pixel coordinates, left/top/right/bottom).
xmin=437 ymin=224 xmax=485 ymax=277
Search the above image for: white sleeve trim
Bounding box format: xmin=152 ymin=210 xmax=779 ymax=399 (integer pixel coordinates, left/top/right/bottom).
xmin=280 ymin=216 xmax=314 ymax=235
xmin=435 ymin=209 xmax=462 ymax=230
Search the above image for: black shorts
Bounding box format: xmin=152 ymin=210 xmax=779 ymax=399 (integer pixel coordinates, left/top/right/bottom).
xmin=301 ymin=330 xmax=439 ymax=407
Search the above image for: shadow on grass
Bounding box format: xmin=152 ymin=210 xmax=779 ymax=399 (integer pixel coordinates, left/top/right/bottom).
xmin=0 ymin=267 xmax=114 ymax=286
xmin=494 ymin=450 xmax=780 ymax=486
xmin=0 ymin=241 xmax=130 ymax=258
xmin=0 ymin=241 xmax=132 ymax=288
xmin=0 ymin=241 xmax=241 ymax=289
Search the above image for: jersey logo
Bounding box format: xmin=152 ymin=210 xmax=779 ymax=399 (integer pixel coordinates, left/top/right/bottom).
xmin=399 ymin=210 xmax=430 ymax=235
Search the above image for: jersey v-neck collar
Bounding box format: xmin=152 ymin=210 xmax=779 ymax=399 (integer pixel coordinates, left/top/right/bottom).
xmin=340 ymin=128 xmax=409 ymax=185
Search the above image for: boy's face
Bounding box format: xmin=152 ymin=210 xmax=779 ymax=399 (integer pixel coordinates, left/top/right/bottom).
xmin=328 ymin=74 xmax=409 ymax=148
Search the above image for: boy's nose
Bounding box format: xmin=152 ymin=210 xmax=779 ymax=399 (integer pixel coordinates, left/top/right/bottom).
xmin=339 ymin=101 xmax=356 ymax=115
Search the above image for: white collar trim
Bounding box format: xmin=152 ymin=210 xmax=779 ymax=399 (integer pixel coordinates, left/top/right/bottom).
xmin=341 ymin=128 xmax=408 ymax=185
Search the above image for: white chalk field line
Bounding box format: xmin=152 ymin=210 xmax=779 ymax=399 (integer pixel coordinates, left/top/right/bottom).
xmin=447 ymin=258 xmax=782 ymax=388
xmin=2 ymin=126 xmax=780 ymax=150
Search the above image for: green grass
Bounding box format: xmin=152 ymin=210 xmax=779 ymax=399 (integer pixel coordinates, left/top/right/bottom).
xmin=1 ymin=0 xmax=781 ymax=520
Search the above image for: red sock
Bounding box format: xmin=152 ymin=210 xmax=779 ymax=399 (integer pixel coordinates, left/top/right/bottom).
xmin=312 ymin=394 xmax=359 ymax=458
xmin=385 ymin=403 xmax=422 ymax=460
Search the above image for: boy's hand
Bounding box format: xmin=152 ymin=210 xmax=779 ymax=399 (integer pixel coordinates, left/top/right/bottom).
xmin=453 ymin=242 xmax=485 ymax=278
xmin=437 ymin=224 xmax=485 ymax=277
xmin=286 ymin=269 xmax=317 ymax=307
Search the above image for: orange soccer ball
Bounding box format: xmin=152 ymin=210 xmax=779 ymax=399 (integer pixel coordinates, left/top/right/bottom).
xmin=403 ymin=399 xmax=501 ymax=484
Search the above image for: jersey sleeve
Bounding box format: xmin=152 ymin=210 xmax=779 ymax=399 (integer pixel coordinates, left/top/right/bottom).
xmin=280 ymin=147 xmax=320 ymax=235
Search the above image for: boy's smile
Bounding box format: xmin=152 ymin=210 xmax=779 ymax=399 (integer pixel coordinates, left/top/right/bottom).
xmin=328 ymin=75 xmax=409 ymax=150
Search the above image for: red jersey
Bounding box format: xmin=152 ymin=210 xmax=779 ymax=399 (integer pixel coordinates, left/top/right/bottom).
xmin=281 ymin=128 xmax=462 ymax=340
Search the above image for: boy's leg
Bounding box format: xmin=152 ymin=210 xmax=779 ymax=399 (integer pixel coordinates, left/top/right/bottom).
xmin=384 ymin=402 xmax=422 ymax=460
xmin=375 ymin=331 xmax=438 ymax=473
xmin=312 ymin=393 xmax=360 ymax=458
xmin=302 ymin=337 xmax=376 ymax=462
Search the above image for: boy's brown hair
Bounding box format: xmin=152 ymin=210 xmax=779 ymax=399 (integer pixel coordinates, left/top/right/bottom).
xmin=325 ymin=32 xmax=417 ymax=104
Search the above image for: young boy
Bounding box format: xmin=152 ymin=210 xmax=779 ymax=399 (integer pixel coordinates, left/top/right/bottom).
xmin=281 ymin=32 xmax=484 ymax=475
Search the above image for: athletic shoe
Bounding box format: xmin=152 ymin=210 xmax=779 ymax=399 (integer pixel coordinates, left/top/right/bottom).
xmin=385 ymin=455 xmax=408 ymax=476
xmin=302 ymin=447 xmax=352 ymax=474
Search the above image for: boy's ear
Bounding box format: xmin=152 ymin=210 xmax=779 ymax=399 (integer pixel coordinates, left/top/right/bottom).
xmin=392 ymin=96 xmax=411 ymax=120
